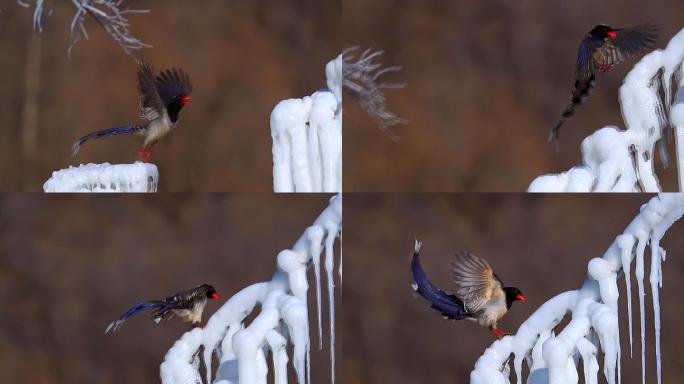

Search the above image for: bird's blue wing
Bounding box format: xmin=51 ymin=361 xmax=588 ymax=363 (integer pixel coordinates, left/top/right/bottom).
xmin=105 ymin=301 xmax=166 ymax=333
xmin=411 ymin=241 xmax=469 ymax=320
xmin=576 ymin=36 xmax=601 ymax=79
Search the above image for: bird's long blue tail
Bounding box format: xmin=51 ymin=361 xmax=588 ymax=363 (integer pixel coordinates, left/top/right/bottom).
xmin=105 ymin=301 xmax=166 ymax=333
xmin=72 ymin=125 xmax=145 ymax=157
xmin=410 ymin=240 xmax=469 ymax=320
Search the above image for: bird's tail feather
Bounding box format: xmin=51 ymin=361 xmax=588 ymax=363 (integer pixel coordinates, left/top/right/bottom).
xmin=410 ymin=240 xmax=469 ymax=320
xmin=72 ymin=124 xmax=146 ymax=157
xmin=105 ymin=300 xmax=167 ymax=333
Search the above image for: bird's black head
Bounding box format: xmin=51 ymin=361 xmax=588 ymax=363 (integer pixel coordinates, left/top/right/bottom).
xmin=201 ymin=284 xmax=220 ymax=300
xmin=504 ymin=287 xmax=525 ymax=309
xmin=166 ymin=95 xmax=191 ymax=123
xmin=589 ymin=24 xmax=616 ymax=39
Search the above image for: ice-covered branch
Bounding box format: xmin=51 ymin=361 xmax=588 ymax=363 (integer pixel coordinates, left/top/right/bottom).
xmin=160 ymin=195 xmax=342 ymax=384
xmin=43 ymin=162 xmax=158 ymax=192
xmin=530 ymin=27 xmax=684 ymax=192
xmin=17 ymin=0 xmax=150 ymax=55
xmin=471 ymin=193 xmax=684 ymax=384
xmin=342 ymin=47 xmax=406 ymax=135
xmin=271 ymin=56 xmax=342 ymax=192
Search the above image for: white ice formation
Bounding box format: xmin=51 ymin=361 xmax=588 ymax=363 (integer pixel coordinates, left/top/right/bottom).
xmin=43 ymin=162 xmax=158 ymax=192
xmin=529 ymin=27 xmax=684 ymax=192
xmin=470 ymin=193 xmax=684 ymax=384
xmin=160 ymin=194 xmax=342 ymax=384
xmin=271 ymin=55 xmax=342 ymax=193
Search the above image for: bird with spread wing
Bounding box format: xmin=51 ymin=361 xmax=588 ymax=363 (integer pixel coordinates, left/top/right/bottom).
xmin=72 ymin=60 xmax=192 ymax=162
xmin=410 ymin=240 xmax=525 ymax=338
xmin=550 ymin=24 xmax=657 ymax=150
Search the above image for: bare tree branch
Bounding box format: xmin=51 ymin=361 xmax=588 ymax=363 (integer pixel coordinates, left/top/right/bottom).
xmin=18 ymin=0 xmax=150 ymax=55
xmin=343 ymin=47 xmax=406 ymax=138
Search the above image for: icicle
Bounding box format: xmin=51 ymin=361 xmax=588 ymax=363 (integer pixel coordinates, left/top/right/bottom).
xmin=307 ymin=226 xmax=325 ymax=349
xmin=617 ymin=234 xmax=635 ymax=357
xmin=634 ymin=229 xmax=648 ymax=384
xmin=649 ymin=237 xmax=663 ymax=384
xmin=325 ymin=222 xmax=338 ymax=384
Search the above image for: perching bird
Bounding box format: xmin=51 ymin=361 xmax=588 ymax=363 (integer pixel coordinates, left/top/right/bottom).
xmin=410 ymin=240 xmax=525 ymax=339
xmin=72 ymin=60 xmax=192 ymax=162
xmin=549 ymin=24 xmax=657 ymax=150
xmin=105 ymin=284 xmax=219 ymax=333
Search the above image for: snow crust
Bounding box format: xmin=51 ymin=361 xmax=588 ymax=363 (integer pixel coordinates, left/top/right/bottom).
xmin=43 ymin=162 xmax=158 ymax=192
xmin=160 ymin=195 xmax=342 ymax=384
xmin=471 ymin=193 xmax=684 ymax=384
xmin=271 ymin=55 xmax=342 ymax=193
xmin=530 ymin=27 xmax=684 ymax=192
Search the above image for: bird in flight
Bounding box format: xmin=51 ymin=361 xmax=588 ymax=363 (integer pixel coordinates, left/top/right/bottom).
xmin=549 ymin=24 xmax=657 ymax=150
xmin=410 ymin=240 xmax=525 ymax=339
xmin=105 ymin=283 xmax=219 ymax=333
xmin=72 ymin=60 xmax=193 ymax=162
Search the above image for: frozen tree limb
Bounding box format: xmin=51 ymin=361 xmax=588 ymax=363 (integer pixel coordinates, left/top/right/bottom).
xmin=17 ymin=0 xmax=150 ymax=55
xmin=43 ymin=161 xmax=158 ymax=192
xmin=271 ymin=56 xmax=342 ymax=192
xmin=343 ymin=47 xmax=406 ymax=137
xmin=530 ymin=27 xmax=684 ymax=192
xmin=160 ymin=195 xmax=342 ymax=384
xmin=471 ymin=193 xmax=684 ymax=384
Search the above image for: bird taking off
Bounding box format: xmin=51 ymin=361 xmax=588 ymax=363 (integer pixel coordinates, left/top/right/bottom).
xmin=105 ymin=284 xmax=219 ymax=333
xmin=549 ymin=24 xmax=657 ymax=150
xmin=72 ymin=60 xmax=193 ymax=162
xmin=410 ymin=240 xmax=525 ymax=339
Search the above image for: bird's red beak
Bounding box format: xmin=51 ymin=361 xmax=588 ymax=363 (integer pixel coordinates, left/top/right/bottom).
xmin=181 ymin=96 xmax=192 ymax=106
xmin=607 ymin=31 xmax=618 ymax=39
xmin=517 ymin=294 xmax=526 ymax=302
xmin=211 ymin=293 xmax=220 ymax=299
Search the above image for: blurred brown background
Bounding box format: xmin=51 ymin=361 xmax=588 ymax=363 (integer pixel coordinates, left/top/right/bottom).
xmin=343 ymin=1 xmax=684 ymax=192
xmin=0 ymin=194 xmax=338 ymax=383
xmin=342 ymin=194 xmax=684 ymax=383
xmin=0 ymin=0 xmax=340 ymax=191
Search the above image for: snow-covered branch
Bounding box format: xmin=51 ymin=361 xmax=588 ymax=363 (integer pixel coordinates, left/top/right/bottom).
xmin=530 ymin=27 xmax=684 ymax=192
xmin=160 ymin=195 xmax=342 ymax=384
xmin=17 ymin=0 xmax=150 ymax=55
xmin=271 ymin=55 xmax=342 ymax=192
xmin=43 ymin=161 xmax=158 ymax=192
xmin=471 ymin=193 xmax=684 ymax=384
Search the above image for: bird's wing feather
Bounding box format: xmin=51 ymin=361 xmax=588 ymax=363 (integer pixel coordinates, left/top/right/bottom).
xmin=613 ymin=26 xmax=658 ymax=57
xmin=451 ymin=251 xmax=501 ymax=314
xmin=137 ymin=60 xmax=167 ymax=121
xmin=593 ymin=26 xmax=657 ymax=71
xmin=410 ymin=240 xmax=469 ymax=320
xmin=155 ymin=67 xmax=192 ymax=107
xmin=577 ymin=36 xmax=602 ymax=79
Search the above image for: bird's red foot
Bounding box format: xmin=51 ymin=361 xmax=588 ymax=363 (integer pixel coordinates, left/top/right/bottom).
xmin=490 ymin=327 xmax=511 ymax=339
xmin=191 ymin=322 xmax=206 ymax=330
xmin=137 ymin=146 xmax=153 ymax=162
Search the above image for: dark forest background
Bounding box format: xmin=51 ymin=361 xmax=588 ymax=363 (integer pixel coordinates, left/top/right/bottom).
xmin=0 ymin=194 xmax=338 ymax=383
xmin=0 ymin=0 xmax=340 ymax=191
xmin=342 ymin=194 xmax=684 ymax=383
xmin=343 ymin=0 xmax=684 ymax=191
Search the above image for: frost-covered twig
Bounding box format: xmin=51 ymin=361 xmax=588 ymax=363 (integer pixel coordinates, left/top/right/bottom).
xmin=271 ymin=56 xmax=342 ymax=192
xmin=471 ymin=193 xmax=684 ymax=384
xmin=43 ymin=162 xmax=158 ymax=192
xmin=530 ymin=27 xmax=684 ymax=192
xmin=17 ymin=0 xmax=150 ymax=55
xmin=160 ymin=195 xmax=342 ymax=384
xmin=343 ymin=47 xmax=406 ymax=136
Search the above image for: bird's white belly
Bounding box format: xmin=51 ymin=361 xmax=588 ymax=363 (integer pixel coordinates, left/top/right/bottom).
xmin=145 ymin=117 xmax=173 ymax=147
xmin=476 ymin=296 xmax=507 ymax=327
